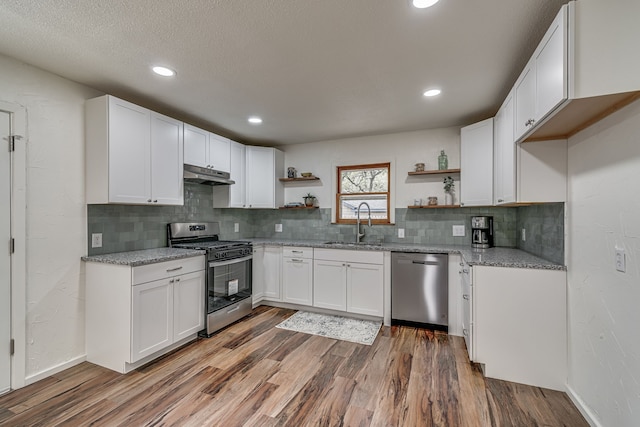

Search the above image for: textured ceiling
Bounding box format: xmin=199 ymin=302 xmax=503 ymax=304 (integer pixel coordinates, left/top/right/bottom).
xmin=0 ymin=0 xmax=566 ymax=145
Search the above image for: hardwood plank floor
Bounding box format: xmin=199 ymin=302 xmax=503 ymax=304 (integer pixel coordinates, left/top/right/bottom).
xmin=0 ymin=306 xmax=588 ymax=426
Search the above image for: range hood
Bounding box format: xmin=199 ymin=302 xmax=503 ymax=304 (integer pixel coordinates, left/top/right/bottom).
xmin=183 ymin=164 xmax=235 ymax=186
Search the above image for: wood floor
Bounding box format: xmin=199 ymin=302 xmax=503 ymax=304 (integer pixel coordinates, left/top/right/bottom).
xmin=0 ymin=306 xmax=587 ymax=426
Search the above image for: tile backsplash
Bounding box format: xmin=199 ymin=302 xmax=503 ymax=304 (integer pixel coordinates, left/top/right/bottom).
xmin=516 ymin=203 xmax=565 ymax=264
xmin=87 ymin=184 xmax=564 ymax=264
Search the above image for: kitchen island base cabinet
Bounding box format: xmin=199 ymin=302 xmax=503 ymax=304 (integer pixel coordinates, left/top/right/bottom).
xmin=473 ymin=266 xmax=566 ymax=391
xmin=86 ymin=256 xmax=205 ymax=374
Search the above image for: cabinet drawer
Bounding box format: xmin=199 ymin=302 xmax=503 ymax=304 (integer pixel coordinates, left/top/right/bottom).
xmin=314 ymin=248 xmax=383 ymax=265
xmin=133 ymin=256 xmax=205 ymax=285
xmin=283 ymin=246 xmax=313 ymax=259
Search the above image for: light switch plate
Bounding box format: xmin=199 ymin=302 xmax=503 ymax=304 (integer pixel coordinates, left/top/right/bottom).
xmin=91 ymin=233 xmax=102 ymax=248
xmin=615 ymin=247 xmax=626 ymax=272
xmin=275 ymin=224 xmax=283 ymax=232
xmin=452 ymin=225 xmax=465 ymax=237
xmin=234 ymin=223 xmax=239 ymax=233
xmin=398 ymin=228 xmax=405 ymax=238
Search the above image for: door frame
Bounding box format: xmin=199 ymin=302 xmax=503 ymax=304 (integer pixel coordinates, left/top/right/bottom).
xmin=0 ymin=101 xmax=27 ymax=389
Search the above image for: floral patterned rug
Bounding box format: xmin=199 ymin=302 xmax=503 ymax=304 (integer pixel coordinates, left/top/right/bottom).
xmin=276 ymin=311 xmax=381 ymax=345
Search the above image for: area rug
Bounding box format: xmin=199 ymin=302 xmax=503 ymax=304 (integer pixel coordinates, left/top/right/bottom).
xmin=275 ymin=311 xmax=381 ymax=345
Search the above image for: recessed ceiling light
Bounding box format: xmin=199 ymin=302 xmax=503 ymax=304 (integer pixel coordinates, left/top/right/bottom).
xmin=413 ymin=0 xmax=440 ymax=8
xmin=248 ymin=116 xmax=263 ymax=124
xmin=423 ymin=89 xmax=442 ymax=97
xmin=152 ymin=66 xmax=176 ymax=77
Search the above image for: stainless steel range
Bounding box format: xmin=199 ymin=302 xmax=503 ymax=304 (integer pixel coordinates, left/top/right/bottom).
xmin=168 ymin=222 xmax=252 ymax=336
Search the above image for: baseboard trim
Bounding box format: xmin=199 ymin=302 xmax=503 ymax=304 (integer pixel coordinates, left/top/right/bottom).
xmin=566 ymin=384 xmax=602 ymax=427
xmin=25 ymin=354 xmax=86 ymax=386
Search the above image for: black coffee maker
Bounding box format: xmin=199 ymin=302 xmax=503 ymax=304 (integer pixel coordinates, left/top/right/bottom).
xmin=471 ymin=216 xmax=494 ymax=248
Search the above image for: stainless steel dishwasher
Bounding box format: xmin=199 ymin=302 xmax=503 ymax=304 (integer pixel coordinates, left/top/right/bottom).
xmin=391 ymin=252 xmax=448 ymax=330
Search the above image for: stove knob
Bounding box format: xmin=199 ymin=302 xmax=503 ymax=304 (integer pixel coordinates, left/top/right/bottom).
xmin=214 ymin=252 xmax=221 ymax=260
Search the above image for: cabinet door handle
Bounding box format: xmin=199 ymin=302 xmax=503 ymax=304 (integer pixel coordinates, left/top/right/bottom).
xmin=169 ymin=278 xmax=175 ymax=283
xmin=153 ymin=200 xmax=158 ymax=203
xmin=497 ymin=199 xmax=504 ymax=203
xmin=175 ymin=278 xmax=180 ymax=282
xmin=463 ymin=328 xmax=469 ymax=337
xmin=462 ymin=269 xmax=469 ymax=274
xmin=459 ymin=262 xmax=464 ymax=267
xmin=463 ymin=294 xmax=469 ymax=300
xmin=147 ymin=199 xmax=152 ymax=203
xmin=166 ymin=266 xmax=183 ymax=272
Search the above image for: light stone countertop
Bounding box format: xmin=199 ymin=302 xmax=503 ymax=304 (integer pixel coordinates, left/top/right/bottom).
xmin=82 ymin=248 xmax=205 ymax=267
xmin=248 ymin=238 xmax=566 ymax=271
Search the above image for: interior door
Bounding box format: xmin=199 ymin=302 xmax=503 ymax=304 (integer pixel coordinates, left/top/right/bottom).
xmin=1 ymin=110 xmax=11 ymax=394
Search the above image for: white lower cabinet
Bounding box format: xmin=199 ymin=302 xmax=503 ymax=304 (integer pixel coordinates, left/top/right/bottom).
xmin=313 ymin=249 xmax=383 ymax=317
xmin=131 ymin=278 xmax=173 ymax=362
xmin=313 ymin=259 xmax=347 ymax=311
xmin=86 ymin=255 xmax=205 ymax=373
xmin=282 ymin=247 xmax=313 ymax=306
xmin=346 ymin=262 xmax=383 ymax=316
xmin=471 ymin=265 xmax=566 ymax=391
xmin=252 ymin=245 xmax=282 ymax=303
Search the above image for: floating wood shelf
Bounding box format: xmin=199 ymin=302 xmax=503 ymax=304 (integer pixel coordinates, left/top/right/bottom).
xmin=408 ymin=205 xmax=461 ymax=209
xmin=278 ymin=206 xmax=319 ymax=210
xmin=279 ymin=176 xmax=320 ymax=182
xmin=408 ymin=168 xmax=461 ymax=176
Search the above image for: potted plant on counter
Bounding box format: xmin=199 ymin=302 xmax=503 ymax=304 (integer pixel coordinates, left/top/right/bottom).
xmin=303 ymin=193 xmax=317 ymax=207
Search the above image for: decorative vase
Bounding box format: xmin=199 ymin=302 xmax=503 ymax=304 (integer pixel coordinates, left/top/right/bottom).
xmin=444 ymin=192 xmax=453 ymax=206
xmin=438 ymin=150 xmax=448 ymax=170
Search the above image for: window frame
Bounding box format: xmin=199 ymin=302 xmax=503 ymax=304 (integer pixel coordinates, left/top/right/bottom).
xmin=335 ymin=162 xmax=391 ymax=225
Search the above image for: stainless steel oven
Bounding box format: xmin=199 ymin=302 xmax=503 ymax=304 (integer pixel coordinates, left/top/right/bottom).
xmin=168 ymin=222 xmax=253 ymax=336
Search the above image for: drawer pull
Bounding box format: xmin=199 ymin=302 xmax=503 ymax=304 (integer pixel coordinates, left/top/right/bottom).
xmin=166 ymin=266 xmax=183 ymax=272
xmin=291 ymin=259 xmax=303 ymax=262
xmin=463 ymin=294 xmax=469 ymax=300
xmin=462 ymin=269 xmax=469 ymax=274
xmin=292 ymin=250 xmax=304 ymax=253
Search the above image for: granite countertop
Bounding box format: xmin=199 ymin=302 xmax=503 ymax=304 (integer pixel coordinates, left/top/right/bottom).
xmin=248 ymin=238 xmax=565 ymax=271
xmin=82 ymin=248 xmax=206 ymax=267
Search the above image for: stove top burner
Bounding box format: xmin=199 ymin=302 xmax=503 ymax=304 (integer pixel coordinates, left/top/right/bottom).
xmin=173 ymin=240 xmax=251 ymax=251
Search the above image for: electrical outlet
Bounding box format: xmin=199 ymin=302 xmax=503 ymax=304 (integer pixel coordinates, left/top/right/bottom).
xmin=452 ymin=225 xmax=465 ymax=237
xmin=275 ymin=224 xmax=283 ymax=232
xmin=521 ymin=228 xmax=526 ymax=241
xmin=398 ymin=228 xmax=405 ymax=238
xmin=234 ymin=223 xmax=239 ymax=233
xmin=91 ymin=233 xmax=102 ymax=248
xmin=615 ymin=247 xmax=626 ymax=272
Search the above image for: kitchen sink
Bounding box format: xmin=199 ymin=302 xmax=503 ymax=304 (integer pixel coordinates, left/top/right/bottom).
xmin=322 ymin=241 xmax=382 ymax=247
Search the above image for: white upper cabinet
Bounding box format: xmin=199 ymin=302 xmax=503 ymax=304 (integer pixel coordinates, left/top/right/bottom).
xmin=183 ymin=124 xmax=231 ymax=173
xmin=183 ymin=124 xmax=208 ymax=168
xmin=228 ymin=141 xmax=246 ymax=208
xmin=460 ymin=118 xmax=494 ymax=207
xmin=209 ymin=133 xmax=231 ymax=173
xmin=493 ymin=91 xmax=516 ymax=205
xmin=245 ymin=146 xmax=284 ymax=209
xmin=86 ymin=95 xmax=184 ymax=205
xmin=151 ymin=112 xmax=184 ymax=205
xmin=212 ymin=140 xmax=246 ymax=208
xmin=514 ymin=5 xmax=568 ymax=141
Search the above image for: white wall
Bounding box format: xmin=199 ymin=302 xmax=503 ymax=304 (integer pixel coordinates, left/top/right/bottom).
xmin=0 ymin=54 xmax=100 ymax=381
xmin=278 ymin=127 xmax=461 ymax=211
xmin=567 ymin=98 xmax=640 ymax=426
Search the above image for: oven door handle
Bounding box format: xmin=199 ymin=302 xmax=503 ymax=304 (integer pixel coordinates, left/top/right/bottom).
xmin=208 ymin=255 xmax=253 ymax=268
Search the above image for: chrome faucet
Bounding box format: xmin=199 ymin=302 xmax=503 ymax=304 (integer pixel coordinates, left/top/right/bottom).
xmin=356 ymin=202 xmax=372 ymax=243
